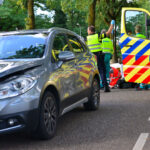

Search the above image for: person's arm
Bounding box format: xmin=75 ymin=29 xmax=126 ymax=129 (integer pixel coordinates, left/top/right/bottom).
xmin=106 ymin=20 xmax=115 ymax=36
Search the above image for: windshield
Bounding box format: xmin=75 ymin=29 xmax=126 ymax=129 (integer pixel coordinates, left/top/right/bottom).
xmin=0 ymin=34 xmax=47 ymax=59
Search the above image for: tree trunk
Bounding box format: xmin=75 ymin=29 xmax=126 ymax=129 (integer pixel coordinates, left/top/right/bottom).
xmin=88 ymin=0 xmax=96 ymax=26
xmin=26 ymin=0 xmax=35 ymax=29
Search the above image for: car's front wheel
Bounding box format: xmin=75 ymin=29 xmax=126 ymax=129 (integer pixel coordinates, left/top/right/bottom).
xmin=84 ymin=78 xmax=100 ymax=110
xmin=37 ymin=91 xmax=58 ymax=139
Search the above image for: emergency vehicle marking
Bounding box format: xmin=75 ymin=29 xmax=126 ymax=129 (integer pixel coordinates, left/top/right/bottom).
xmin=122 ymin=55 xmax=134 ymax=65
xmin=120 ymin=38 xmax=131 ymax=49
xmin=143 ymin=75 xmax=150 ymax=83
xmin=121 ymin=42 xmax=136 ymax=57
xmin=136 ymin=43 xmax=150 ymax=60
xmin=125 ymin=67 xmax=141 ymax=81
xmin=120 ymin=34 xmax=128 ymax=43
xmin=125 ymin=56 xmax=135 ymax=66
xmin=120 ymin=33 xmax=125 ymax=37
xmin=124 ymin=58 xmax=149 ymax=77
xmin=130 ymin=41 xmax=149 ymax=55
xmin=128 ymin=68 xmax=149 ymax=83
xmin=121 ymin=8 xmax=150 ymax=84
xmin=134 ymin=55 xmax=148 ymax=66
xmin=137 ymin=69 xmax=150 ymax=81
xmin=123 ymin=39 xmax=144 ymax=59
xmin=120 ymin=31 xmax=150 ymax=83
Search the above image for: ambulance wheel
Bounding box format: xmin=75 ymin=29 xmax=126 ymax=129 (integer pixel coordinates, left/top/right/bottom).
xmin=84 ymin=78 xmax=100 ymax=110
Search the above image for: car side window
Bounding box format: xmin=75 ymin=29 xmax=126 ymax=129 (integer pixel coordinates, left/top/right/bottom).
xmin=51 ymin=34 xmax=70 ymax=62
xmin=67 ymin=35 xmax=85 ymax=53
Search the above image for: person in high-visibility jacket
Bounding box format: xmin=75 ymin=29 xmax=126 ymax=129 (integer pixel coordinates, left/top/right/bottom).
xmin=135 ymin=24 xmax=146 ymax=39
xmin=101 ymin=29 xmax=114 ymax=82
xmin=86 ymin=20 xmax=114 ymax=92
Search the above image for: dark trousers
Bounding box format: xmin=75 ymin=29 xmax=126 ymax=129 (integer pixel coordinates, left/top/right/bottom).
xmin=94 ymin=51 xmax=108 ymax=87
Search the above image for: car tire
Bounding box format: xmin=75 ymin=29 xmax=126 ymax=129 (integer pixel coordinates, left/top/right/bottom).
xmin=84 ymin=78 xmax=100 ymax=110
xmin=36 ymin=91 xmax=58 ymax=140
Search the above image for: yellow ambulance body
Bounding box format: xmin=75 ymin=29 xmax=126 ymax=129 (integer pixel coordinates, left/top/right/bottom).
xmin=120 ymin=8 xmax=150 ymax=84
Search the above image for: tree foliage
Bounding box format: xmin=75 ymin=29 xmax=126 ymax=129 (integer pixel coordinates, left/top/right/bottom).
xmin=136 ymin=0 xmax=150 ymax=11
xmin=46 ymin=0 xmax=67 ymax=28
xmin=61 ymin=0 xmax=87 ymax=35
xmin=1 ymin=0 xmax=149 ymax=62
xmin=0 ymin=0 xmax=54 ymax=30
xmin=0 ymin=0 xmax=26 ymax=31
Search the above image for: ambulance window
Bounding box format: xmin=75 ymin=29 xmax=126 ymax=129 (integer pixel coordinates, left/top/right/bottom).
xmin=125 ymin=10 xmax=147 ymax=38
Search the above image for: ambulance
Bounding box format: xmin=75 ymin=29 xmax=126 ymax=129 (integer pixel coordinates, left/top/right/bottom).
xmin=120 ymin=8 xmax=150 ymax=84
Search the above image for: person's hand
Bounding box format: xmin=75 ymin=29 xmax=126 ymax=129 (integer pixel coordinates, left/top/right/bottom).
xmin=111 ymin=20 xmax=115 ymax=25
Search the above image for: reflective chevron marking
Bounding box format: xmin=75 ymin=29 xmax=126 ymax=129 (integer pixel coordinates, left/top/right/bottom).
xmin=120 ymin=37 xmax=132 ymax=49
xmin=124 ymin=55 xmax=149 ymax=75
xmin=142 ymin=75 xmax=150 ymax=84
xmin=123 ymin=39 xmax=144 ymax=60
xmin=120 ymin=33 xmax=125 ymax=37
xmin=128 ymin=68 xmax=149 ymax=83
xmin=120 ymin=33 xmax=150 ymax=84
xmin=125 ymin=57 xmax=135 ymax=66
xmin=136 ymin=43 xmax=150 ymax=60
xmin=131 ymin=40 xmax=150 ymax=55
xmin=124 ymin=57 xmax=149 ymax=80
xmin=136 ymin=69 xmax=150 ymax=83
xmin=123 ymin=55 xmax=134 ymax=65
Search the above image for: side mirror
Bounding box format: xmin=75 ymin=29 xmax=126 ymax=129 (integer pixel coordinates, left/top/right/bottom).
xmin=146 ymin=19 xmax=150 ymax=26
xmin=58 ymin=51 xmax=75 ymax=61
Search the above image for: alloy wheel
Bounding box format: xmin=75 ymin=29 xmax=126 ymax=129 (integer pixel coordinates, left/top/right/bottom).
xmin=43 ymin=96 xmax=57 ymax=135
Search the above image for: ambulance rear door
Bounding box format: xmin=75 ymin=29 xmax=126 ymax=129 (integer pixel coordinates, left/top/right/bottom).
xmin=120 ymin=8 xmax=150 ymax=84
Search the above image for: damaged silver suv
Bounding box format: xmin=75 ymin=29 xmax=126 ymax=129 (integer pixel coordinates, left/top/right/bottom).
xmin=0 ymin=28 xmax=100 ymax=139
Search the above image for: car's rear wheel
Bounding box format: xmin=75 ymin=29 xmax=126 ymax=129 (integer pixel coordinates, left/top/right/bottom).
xmin=37 ymin=91 xmax=58 ymax=139
xmin=84 ymin=78 xmax=100 ymax=110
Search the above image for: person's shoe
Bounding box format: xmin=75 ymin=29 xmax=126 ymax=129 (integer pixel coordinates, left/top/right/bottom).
xmin=104 ymin=86 xmax=111 ymax=92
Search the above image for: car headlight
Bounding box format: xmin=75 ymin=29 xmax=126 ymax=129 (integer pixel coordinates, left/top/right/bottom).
xmin=0 ymin=76 xmax=37 ymax=99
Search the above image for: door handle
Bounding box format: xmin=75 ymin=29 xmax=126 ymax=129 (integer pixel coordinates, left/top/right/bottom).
xmin=123 ymin=45 xmax=132 ymax=47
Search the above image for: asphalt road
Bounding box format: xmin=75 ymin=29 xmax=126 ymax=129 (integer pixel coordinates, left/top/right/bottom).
xmin=1 ymin=88 xmax=150 ymax=150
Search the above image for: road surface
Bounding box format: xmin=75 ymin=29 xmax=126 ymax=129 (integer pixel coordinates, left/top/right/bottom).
xmin=1 ymin=88 xmax=150 ymax=150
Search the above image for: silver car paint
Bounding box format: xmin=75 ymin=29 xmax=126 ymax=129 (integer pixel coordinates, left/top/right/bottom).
xmin=0 ymin=28 xmax=99 ymax=118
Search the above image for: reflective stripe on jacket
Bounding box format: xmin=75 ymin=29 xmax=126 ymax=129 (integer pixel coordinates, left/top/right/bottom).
xmin=87 ymin=34 xmax=102 ymax=52
xmin=102 ymin=38 xmax=114 ymax=54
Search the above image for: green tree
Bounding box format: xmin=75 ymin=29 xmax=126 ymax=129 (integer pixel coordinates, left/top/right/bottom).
xmin=47 ymin=0 xmax=67 ymax=28
xmin=0 ymin=0 xmax=54 ymax=31
xmin=61 ymin=0 xmax=87 ymax=36
xmin=0 ymin=0 xmax=26 ymax=31
xmin=136 ymin=0 xmax=150 ymax=11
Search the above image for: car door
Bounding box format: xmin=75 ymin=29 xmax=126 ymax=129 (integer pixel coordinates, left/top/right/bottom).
xmin=50 ymin=33 xmax=78 ymax=108
xmin=66 ymin=35 xmax=96 ymax=98
xmin=120 ymin=8 xmax=150 ymax=84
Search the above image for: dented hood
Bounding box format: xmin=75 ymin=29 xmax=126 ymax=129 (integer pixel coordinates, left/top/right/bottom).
xmin=0 ymin=59 xmax=43 ymax=78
